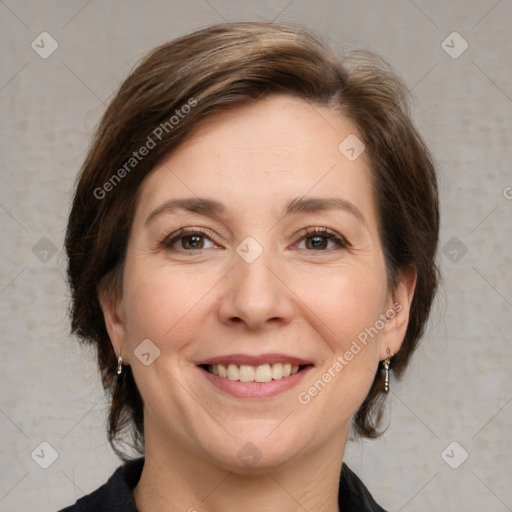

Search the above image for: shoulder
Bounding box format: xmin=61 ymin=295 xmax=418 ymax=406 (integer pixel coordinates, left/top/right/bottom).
xmin=339 ymin=463 xmax=388 ymax=512
xmin=58 ymin=457 xmax=144 ymax=512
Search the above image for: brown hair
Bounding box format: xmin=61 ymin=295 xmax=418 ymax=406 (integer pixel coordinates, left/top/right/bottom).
xmin=65 ymin=21 xmax=439 ymax=458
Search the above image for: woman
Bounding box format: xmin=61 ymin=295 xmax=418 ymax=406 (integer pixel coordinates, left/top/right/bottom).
xmin=62 ymin=21 xmax=439 ymax=512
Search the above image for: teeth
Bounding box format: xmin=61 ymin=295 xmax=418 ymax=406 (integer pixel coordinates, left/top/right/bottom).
xmin=218 ymin=364 xmax=228 ymax=378
xmin=239 ymin=364 xmax=255 ymax=382
xmin=228 ymin=364 xmax=239 ymax=381
xmin=207 ymin=362 xmax=302 ymax=382
xmin=255 ymin=364 xmax=272 ymax=382
xmin=271 ymin=363 xmax=283 ymax=379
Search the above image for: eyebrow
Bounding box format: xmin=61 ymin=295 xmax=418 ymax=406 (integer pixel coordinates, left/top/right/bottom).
xmin=145 ymin=197 xmax=225 ymax=225
xmin=145 ymin=196 xmax=367 ymax=226
xmin=284 ymin=196 xmax=367 ymax=226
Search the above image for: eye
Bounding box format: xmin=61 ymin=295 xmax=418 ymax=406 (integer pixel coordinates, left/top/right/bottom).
xmin=295 ymin=227 xmax=349 ymax=251
xmin=162 ymin=228 xmax=219 ymax=251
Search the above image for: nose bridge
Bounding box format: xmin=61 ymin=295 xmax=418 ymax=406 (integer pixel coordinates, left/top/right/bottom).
xmin=236 ymin=248 xmax=275 ymax=297
xmin=219 ymin=238 xmax=293 ymax=329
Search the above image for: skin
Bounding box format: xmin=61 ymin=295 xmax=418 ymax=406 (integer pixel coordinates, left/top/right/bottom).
xmin=100 ymin=95 xmax=416 ymax=512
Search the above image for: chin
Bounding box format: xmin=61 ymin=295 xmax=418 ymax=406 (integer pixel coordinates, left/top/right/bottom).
xmin=200 ymin=422 xmax=309 ymax=473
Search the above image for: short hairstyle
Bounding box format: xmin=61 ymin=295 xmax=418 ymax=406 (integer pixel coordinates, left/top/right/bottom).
xmin=65 ymin=21 xmax=439 ymax=458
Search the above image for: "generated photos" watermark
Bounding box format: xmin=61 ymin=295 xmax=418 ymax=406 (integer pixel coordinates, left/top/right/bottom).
xmin=297 ymin=301 xmax=402 ymax=405
xmin=94 ymin=97 xmax=197 ymax=200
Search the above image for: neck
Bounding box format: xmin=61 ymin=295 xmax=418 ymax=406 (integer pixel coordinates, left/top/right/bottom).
xmin=133 ymin=428 xmax=347 ymax=512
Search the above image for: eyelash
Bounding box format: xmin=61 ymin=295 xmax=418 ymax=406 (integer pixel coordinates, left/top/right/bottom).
xmin=161 ymin=226 xmax=350 ymax=252
xmin=298 ymin=227 xmax=350 ymax=250
xmin=160 ymin=227 xmax=219 ymax=250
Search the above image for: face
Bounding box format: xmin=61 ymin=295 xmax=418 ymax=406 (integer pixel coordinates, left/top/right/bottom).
xmin=101 ymin=95 xmax=414 ymax=472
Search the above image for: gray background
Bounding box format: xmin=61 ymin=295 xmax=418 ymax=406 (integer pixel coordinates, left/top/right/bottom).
xmin=1 ymin=1 xmax=511 ymax=510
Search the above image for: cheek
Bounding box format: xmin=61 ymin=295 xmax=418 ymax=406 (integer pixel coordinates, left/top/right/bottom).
xmin=120 ymin=264 xmax=216 ymax=421
xmin=289 ymin=262 xmax=388 ymax=418
xmin=293 ymin=270 xmax=386 ymax=422
xmin=291 ymin=261 xmax=389 ymax=351
xmin=121 ymin=262 xmax=218 ymax=348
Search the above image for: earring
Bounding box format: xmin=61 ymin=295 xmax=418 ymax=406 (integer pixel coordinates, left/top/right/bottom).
xmin=116 ymin=355 xmax=123 ymax=375
xmin=383 ymin=348 xmax=393 ymax=392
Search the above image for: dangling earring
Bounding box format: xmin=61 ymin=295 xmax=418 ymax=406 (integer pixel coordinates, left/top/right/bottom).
xmin=116 ymin=355 xmax=123 ymax=375
xmin=383 ymin=348 xmax=393 ymax=392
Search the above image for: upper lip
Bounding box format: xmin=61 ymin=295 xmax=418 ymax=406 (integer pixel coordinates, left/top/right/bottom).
xmin=197 ymin=353 xmax=313 ymax=367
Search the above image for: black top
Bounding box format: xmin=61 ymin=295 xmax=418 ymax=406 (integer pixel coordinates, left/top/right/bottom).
xmin=59 ymin=457 xmax=387 ymax=512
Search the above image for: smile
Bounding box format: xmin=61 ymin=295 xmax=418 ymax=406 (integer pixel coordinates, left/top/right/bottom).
xmin=206 ymin=363 xmax=301 ymax=382
xmin=197 ymin=353 xmax=314 ymax=398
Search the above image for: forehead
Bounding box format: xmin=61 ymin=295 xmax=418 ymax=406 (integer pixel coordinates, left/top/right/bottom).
xmin=136 ymin=95 xmax=376 ymax=222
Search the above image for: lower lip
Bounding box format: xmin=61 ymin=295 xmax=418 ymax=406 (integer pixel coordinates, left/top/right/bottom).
xmin=199 ymin=366 xmax=312 ymax=398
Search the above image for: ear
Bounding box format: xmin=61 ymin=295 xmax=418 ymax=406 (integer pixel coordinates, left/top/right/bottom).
xmin=379 ymin=265 xmax=417 ymax=361
xmin=98 ymin=274 xmax=130 ymax=364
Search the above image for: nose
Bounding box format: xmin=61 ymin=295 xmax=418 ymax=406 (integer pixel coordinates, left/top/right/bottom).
xmin=217 ymin=249 xmax=294 ymax=331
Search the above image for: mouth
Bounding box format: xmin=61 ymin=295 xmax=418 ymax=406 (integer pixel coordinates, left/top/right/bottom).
xmin=196 ymin=354 xmax=313 ymax=398
xmin=201 ymin=362 xmax=310 ymax=382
